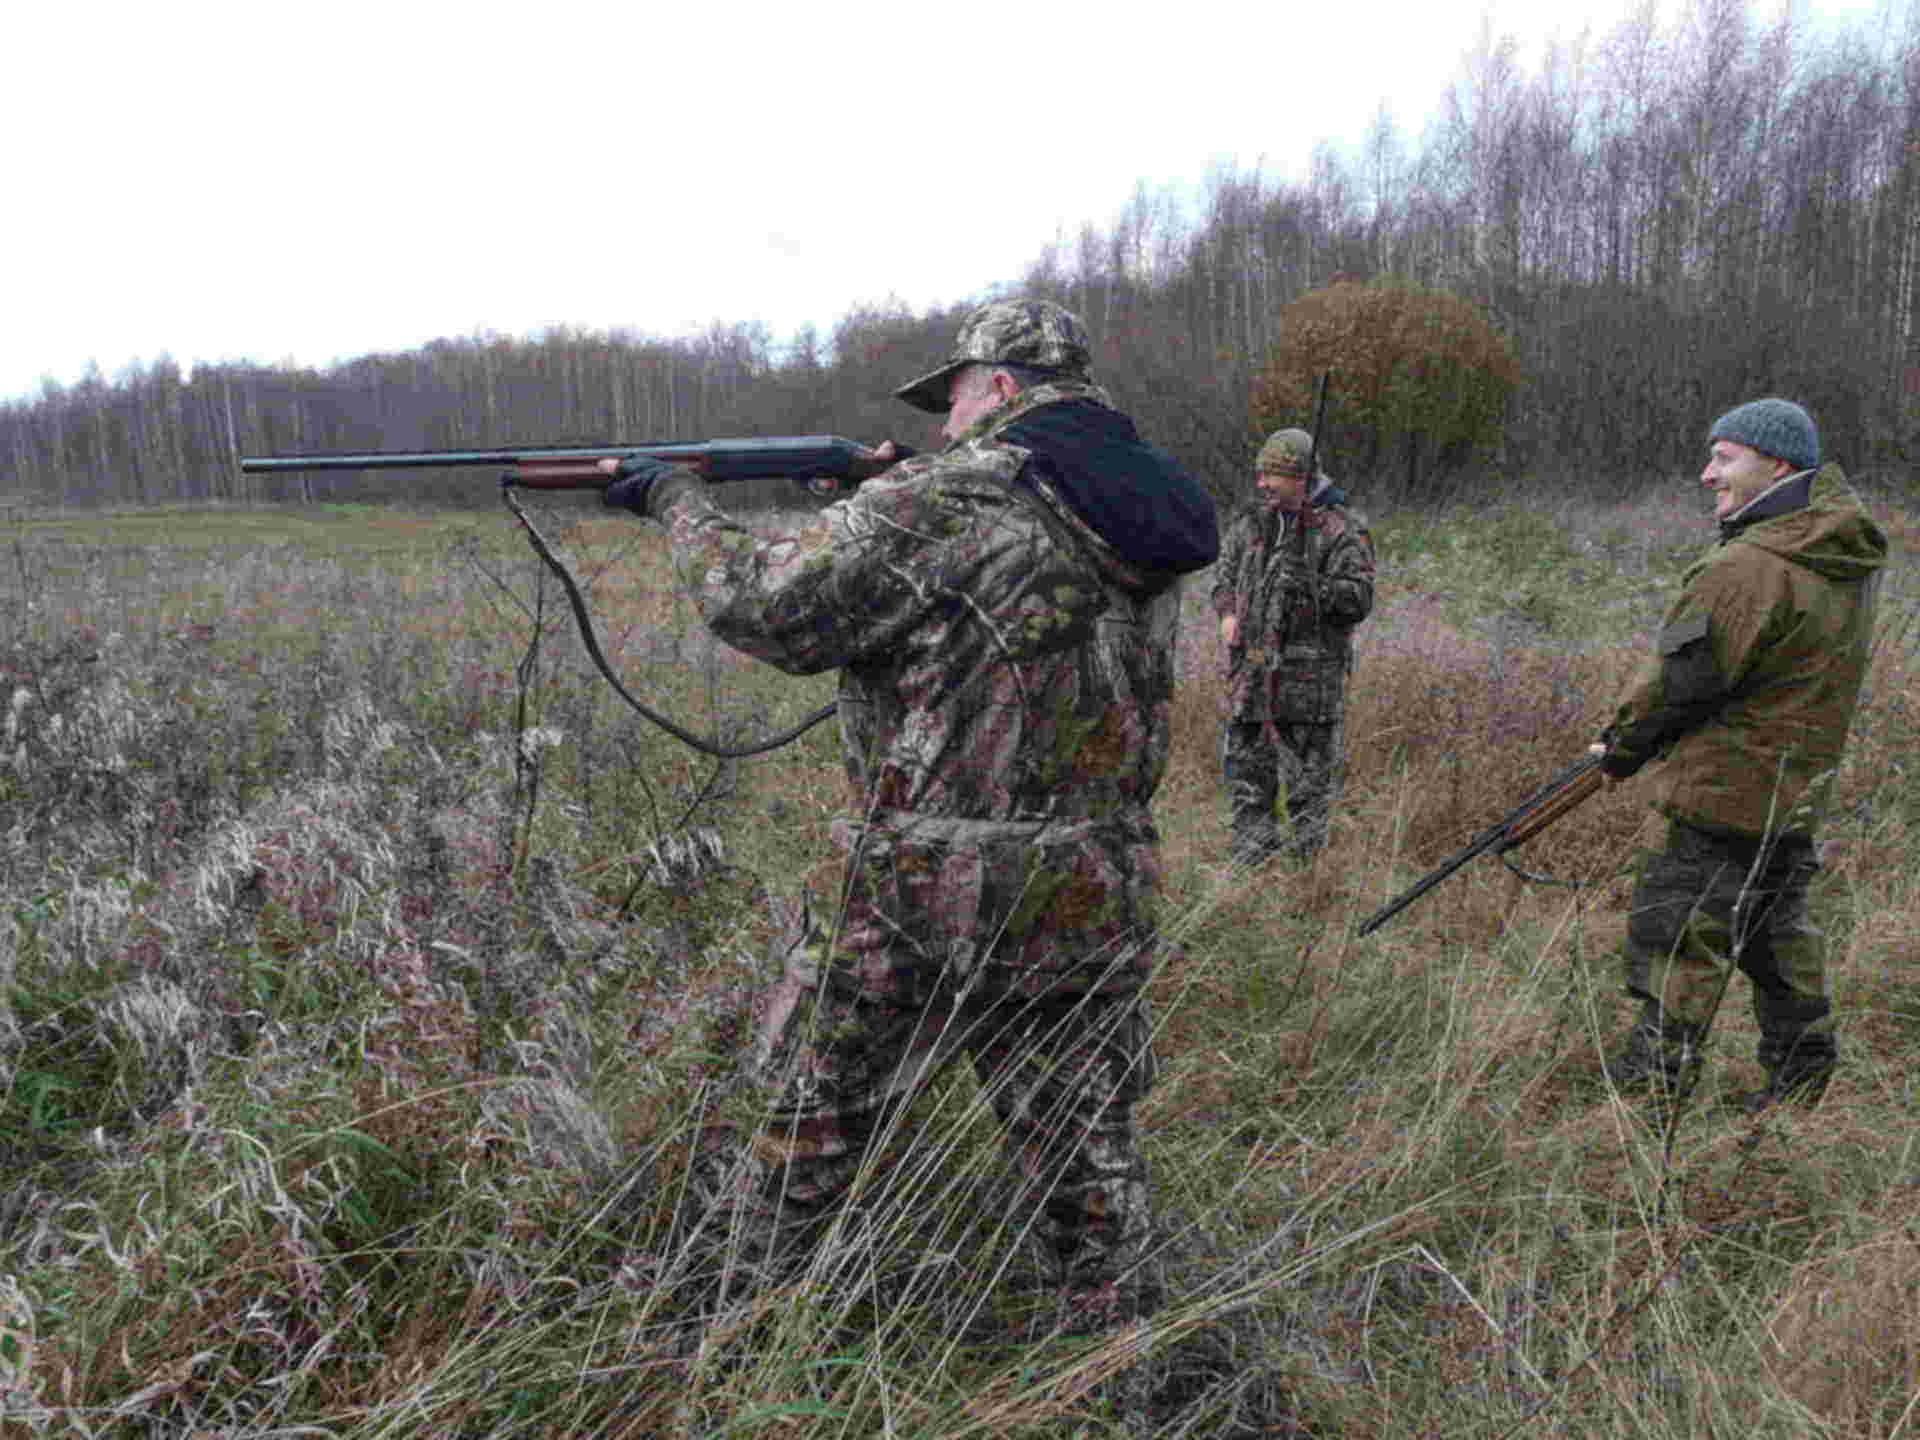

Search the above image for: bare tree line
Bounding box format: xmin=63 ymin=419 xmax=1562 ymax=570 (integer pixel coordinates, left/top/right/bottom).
xmin=3 ymin=0 xmax=1915 ymax=509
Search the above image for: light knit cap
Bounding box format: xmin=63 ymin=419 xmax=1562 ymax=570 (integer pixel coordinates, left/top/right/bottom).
xmin=1708 ymin=398 xmax=1819 ymax=471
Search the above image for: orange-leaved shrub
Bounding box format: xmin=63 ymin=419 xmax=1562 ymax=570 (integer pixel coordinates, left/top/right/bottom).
xmin=1255 ymin=279 xmax=1519 ymax=500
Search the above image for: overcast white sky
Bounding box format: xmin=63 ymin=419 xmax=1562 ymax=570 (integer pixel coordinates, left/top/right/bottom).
xmin=5 ymin=0 xmax=1903 ymax=405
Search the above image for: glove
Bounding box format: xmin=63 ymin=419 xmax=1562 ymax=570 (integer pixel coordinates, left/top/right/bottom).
xmin=1591 ymin=734 xmax=1643 ymax=781
xmin=602 ymin=455 xmax=676 ymax=515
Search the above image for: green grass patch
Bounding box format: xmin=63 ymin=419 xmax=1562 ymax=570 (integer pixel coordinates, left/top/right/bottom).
xmin=0 ymin=491 xmax=1912 ymax=1435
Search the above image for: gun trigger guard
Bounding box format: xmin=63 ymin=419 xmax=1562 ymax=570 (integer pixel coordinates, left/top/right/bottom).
xmin=498 ymin=468 xmax=517 ymax=490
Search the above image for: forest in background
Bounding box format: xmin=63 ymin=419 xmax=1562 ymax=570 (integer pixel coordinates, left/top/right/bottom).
xmin=6 ymin=0 xmax=1920 ymax=509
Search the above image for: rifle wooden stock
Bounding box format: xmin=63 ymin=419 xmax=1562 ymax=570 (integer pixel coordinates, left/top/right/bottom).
xmin=1358 ymin=754 xmax=1604 ymax=938
xmin=1502 ymin=761 xmax=1605 ymax=849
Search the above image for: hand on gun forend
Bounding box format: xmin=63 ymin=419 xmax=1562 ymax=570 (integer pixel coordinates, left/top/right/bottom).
xmin=599 ymin=454 xmax=675 ymax=514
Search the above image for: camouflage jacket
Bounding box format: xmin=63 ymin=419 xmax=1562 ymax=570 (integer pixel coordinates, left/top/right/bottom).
xmin=653 ymin=380 xmax=1216 ymax=993
xmin=1603 ymin=464 xmax=1886 ymax=839
xmin=1210 ymin=485 xmax=1375 ymax=724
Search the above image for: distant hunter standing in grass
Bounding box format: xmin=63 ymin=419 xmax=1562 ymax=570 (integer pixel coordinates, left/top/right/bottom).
xmin=1594 ymin=398 xmax=1886 ymax=1112
xmin=1212 ymin=428 xmax=1375 ymax=864
xmin=599 ymin=299 xmax=1218 ymax=1329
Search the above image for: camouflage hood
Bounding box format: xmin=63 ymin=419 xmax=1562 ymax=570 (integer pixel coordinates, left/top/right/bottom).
xmin=966 ymin=381 xmax=1219 ymax=586
xmin=1718 ymin=465 xmax=1887 ymax=587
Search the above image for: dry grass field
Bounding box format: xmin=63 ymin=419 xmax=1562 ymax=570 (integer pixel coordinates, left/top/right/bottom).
xmin=0 ymin=479 xmax=1913 ymax=1436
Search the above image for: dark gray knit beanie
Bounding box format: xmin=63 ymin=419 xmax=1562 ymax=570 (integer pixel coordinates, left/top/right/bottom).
xmin=1708 ymin=398 xmax=1819 ymax=471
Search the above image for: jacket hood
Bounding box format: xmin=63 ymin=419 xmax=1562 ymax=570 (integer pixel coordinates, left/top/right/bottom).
xmin=982 ymin=389 xmax=1219 ymax=586
xmin=1725 ymin=463 xmax=1887 ymax=585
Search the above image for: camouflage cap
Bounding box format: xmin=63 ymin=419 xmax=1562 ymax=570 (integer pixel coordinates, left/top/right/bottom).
xmin=894 ymin=299 xmax=1094 ymax=413
xmin=1256 ymin=429 xmax=1318 ymax=477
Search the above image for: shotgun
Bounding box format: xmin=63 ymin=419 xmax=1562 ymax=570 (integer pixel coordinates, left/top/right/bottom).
xmin=1358 ymin=754 xmax=1606 ymax=937
xmin=238 ymin=435 xmax=896 ymax=497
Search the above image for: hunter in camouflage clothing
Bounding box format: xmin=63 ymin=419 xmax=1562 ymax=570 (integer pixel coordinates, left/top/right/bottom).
xmin=1212 ymin=428 xmax=1375 ymax=863
xmin=600 ymin=300 xmax=1218 ymax=1326
xmin=1595 ymin=398 xmax=1885 ymax=1112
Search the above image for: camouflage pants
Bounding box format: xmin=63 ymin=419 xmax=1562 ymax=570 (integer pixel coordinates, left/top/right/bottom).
xmin=694 ymin=904 xmax=1157 ymax=1308
xmin=1221 ymin=719 xmax=1345 ymax=861
xmin=1623 ymin=820 xmax=1834 ymax=1076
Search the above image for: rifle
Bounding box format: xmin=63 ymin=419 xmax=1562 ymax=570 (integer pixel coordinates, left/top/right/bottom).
xmin=1357 ymin=753 xmax=1605 ymax=937
xmin=1303 ymin=372 xmax=1331 ymax=495
xmin=1299 ymin=372 xmax=1332 ymax=634
xmin=238 ymin=435 xmax=890 ymax=497
xmin=237 ymin=436 xmax=896 ymax=759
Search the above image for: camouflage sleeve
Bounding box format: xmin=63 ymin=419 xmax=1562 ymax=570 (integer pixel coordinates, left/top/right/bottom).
xmin=652 ymin=454 xmax=983 ymax=677
xmin=1317 ymin=511 xmax=1375 ymax=626
xmin=1211 ymin=511 xmax=1250 ymax=617
xmin=1603 ymin=550 xmax=1783 ymax=777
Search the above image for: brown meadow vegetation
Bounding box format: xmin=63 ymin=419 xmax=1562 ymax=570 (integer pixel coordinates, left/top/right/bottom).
xmin=0 ymin=478 xmax=1913 ymax=1436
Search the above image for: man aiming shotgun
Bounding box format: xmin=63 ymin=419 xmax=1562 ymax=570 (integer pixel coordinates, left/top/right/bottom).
xmin=598 ymin=299 xmax=1217 ymax=1339
xmin=249 ymin=307 xmax=1221 ymax=1349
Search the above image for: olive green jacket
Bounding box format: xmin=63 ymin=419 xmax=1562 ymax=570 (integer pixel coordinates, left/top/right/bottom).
xmin=1603 ymin=464 xmax=1887 ymax=839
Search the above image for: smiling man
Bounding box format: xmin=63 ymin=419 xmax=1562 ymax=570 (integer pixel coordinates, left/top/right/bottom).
xmin=1594 ymin=397 xmax=1886 ymax=1113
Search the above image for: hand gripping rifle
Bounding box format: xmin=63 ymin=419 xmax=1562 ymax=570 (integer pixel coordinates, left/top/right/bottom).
xmin=1357 ymin=753 xmax=1605 ymax=937
xmin=237 ymin=435 xmax=891 ymax=497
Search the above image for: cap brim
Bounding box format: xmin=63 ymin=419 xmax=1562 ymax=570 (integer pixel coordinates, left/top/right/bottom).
xmin=894 ymin=358 xmax=967 ymax=414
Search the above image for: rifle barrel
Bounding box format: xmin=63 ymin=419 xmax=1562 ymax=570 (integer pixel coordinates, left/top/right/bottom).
xmin=1306 ymin=371 xmax=1331 ymax=478
xmin=238 ymin=443 xmax=700 ymax=474
xmin=238 ymin=435 xmax=862 ymax=481
xmin=1356 ymin=840 xmax=1496 ymax=937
